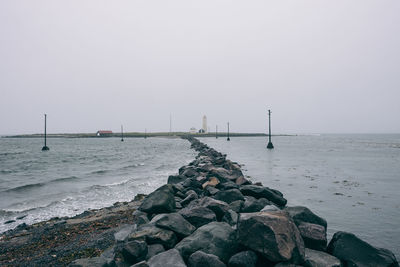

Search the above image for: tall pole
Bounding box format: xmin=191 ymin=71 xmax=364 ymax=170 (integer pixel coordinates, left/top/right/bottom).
xmin=121 ymin=125 xmax=124 ymax=142
xmin=267 ymin=109 xmax=274 ymax=149
xmin=227 ymin=122 xmax=230 ymax=141
xmin=145 ymin=128 xmax=147 ymax=139
xmin=216 ymin=125 xmax=218 ymax=139
xmin=41 ymin=114 xmax=49 ymax=151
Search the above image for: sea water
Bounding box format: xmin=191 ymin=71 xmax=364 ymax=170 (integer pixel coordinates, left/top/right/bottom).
xmin=200 ymin=134 xmax=400 ymax=258
xmin=0 ymin=137 xmax=195 ymax=233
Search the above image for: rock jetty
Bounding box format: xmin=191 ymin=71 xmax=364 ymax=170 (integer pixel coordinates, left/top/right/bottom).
xmin=1 ymin=136 xmax=398 ymax=267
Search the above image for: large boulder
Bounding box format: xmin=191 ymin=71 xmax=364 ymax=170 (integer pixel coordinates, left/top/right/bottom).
xmin=237 ymin=211 xmax=305 ymax=264
xmin=188 ymin=197 xmax=229 ymax=220
xmin=178 ymin=206 xmax=217 ymax=228
xmin=284 ymin=206 xmax=327 ymax=230
xmin=188 ymin=251 xmax=226 ymax=267
xmin=68 ymin=257 xmax=108 ymax=267
xmin=304 ymin=248 xmax=341 ymax=267
xmin=214 ymin=189 xmax=245 ymax=204
xmin=168 ymin=175 xmax=186 ymax=184
xmin=181 ymin=191 xmax=198 ymax=207
xmin=146 ymin=244 xmax=165 ymax=260
xmin=148 ymin=249 xmax=186 ymax=267
xmin=120 ymin=240 xmax=148 ymax=264
xmin=240 ymin=185 xmax=287 ymax=207
xmin=150 ymin=213 xmax=196 ymax=238
xmin=241 ymin=196 xmax=271 ymax=213
xmin=228 ymin=250 xmax=258 ymax=267
xmin=128 ymin=224 xmax=177 ymax=249
xmin=139 ymin=185 xmax=176 ymax=214
xmin=297 ymin=222 xmax=327 ymax=251
xmin=327 ymin=231 xmax=399 ymax=267
xmin=175 ymin=222 xmax=238 ymax=262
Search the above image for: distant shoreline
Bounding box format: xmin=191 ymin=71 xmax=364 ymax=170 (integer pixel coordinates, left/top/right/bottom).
xmin=2 ymin=132 xmax=296 ymax=138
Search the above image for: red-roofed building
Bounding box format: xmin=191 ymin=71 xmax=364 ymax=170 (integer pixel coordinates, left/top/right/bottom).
xmin=96 ymin=130 xmax=113 ymax=137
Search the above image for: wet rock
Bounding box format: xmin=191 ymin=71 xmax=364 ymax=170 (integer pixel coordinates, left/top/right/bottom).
xmin=237 ymin=211 xmax=305 ymax=264
xmin=284 ymin=206 xmax=327 ymax=230
xmin=327 ymin=231 xmax=398 ymax=267
xmin=132 ymin=261 xmax=149 ymax=267
xmin=182 ymin=178 xmax=202 ymax=190
xmin=175 ymin=222 xmax=238 ymax=262
xmin=4 ymin=220 xmax=15 ymax=224
xmin=222 ymin=209 xmax=238 ymax=227
xmin=235 ymin=176 xmax=251 ymax=186
xmin=121 ymin=240 xmax=148 ymax=264
xmin=146 ymin=244 xmax=165 ymax=260
xmin=217 ymin=181 xmax=239 ymax=191
xmin=139 ymin=185 xmax=176 ymax=214
xmin=181 ymin=167 xmax=199 ymax=178
xmin=133 ymin=210 xmax=150 ymax=226
xmin=188 ymin=251 xmax=226 ymax=267
xmin=228 ymin=250 xmax=258 ymax=267
xmin=188 ymin=197 xmax=229 ymax=221
xmin=208 ymin=167 xmax=237 ymax=182
xmin=147 ymin=249 xmax=186 ymax=267
xmin=128 ymin=224 xmax=177 ymax=249
xmin=229 ymin=200 xmax=244 ymax=213
xmin=297 ymin=222 xmax=327 ymax=251
xmin=178 ymin=206 xmax=217 ymax=228
xmin=261 ymin=205 xmax=280 ymax=212
xmin=214 ymin=189 xmax=245 ymax=204
xmin=240 ymin=185 xmax=287 ymax=207
xmin=181 ymin=191 xmax=198 ymax=207
xmin=304 ymin=248 xmax=341 ymax=267
xmin=204 ymin=186 xmax=220 ymax=196
xmin=114 ymin=224 xmax=136 ymax=242
xmin=241 ymin=196 xmax=271 ymax=213
xmin=68 ymin=257 xmax=108 ymax=267
xmin=168 ymin=175 xmax=186 ymax=184
xmin=150 ymin=213 xmax=196 ymax=238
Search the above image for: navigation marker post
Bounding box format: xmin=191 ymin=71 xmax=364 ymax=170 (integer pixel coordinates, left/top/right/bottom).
xmin=267 ymin=109 xmax=274 ymax=149
xmin=41 ymin=114 xmax=50 ymax=151
xmin=227 ymin=122 xmax=230 ymax=141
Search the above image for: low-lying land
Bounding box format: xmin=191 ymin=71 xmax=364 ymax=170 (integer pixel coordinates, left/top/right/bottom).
xmin=0 ymin=137 xmax=398 ymax=267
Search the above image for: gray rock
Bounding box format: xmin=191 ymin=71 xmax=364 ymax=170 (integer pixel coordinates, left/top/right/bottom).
xmin=175 ymin=222 xmax=238 ymax=262
xmin=327 ymin=231 xmax=398 ymax=267
xmin=139 ymin=185 xmax=176 ymax=214
xmin=241 ymin=196 xmax=271 ymax=212
xmin=131 ymin=261 xmax=149 ymax=267
xmin=114 ymin=224 xmax=136 ymax=242
xmin=228 ymin=200 xmax=244 ymax=213
xmin=260 ymin=204 xmax=280 ymax=212
xmin=181 ymin=191 xmax=198 ymax=207
xmin=217 ymin=181 xmax=239 ymax=190
xmin=235 ymin=176 xmax=251 ymax=186
xmin=150 ymin=213 xmax=196 ymax=238
xmin=178 ymin=206 xmax=217 ymax=228
xmin=121 ymin=240 xmax=148 ymax=264
xmin=284 ymin=206 xmax=327 ymax=230
xmin=188 ymin=251 xmax=226 ymax=267
xmin=214 ymin=189 xmax=245 ymax=204
xmin=240 ymin=185 xmax=287 ymax=207
xmin=222 ymin=209 xmax=238 ymax=227
xmin=228 ymin=250 xmax=258 ymax=267
xmin=128 ymin=224 xmax=177 ymax=249
xmin=68 ymin=257 xmax=108 ymax=267
xmin=146 ymin=244 xmax=165 ymax=260
xmin=237 ymin=211 xmax=305 ymax=264
xmin=188 ymin=197 xmax=229 ymax=220
xmin=205 ymin=186 xmax=220 ymax=196
xmin=182 ymin=178 xmax=202 ymax=190
xmin=147 ymin=249 xmax=186 ymax=267
xmin=298 ymin=222 xmax=327 ymax=251
xmin=304 ymin=248 xmax=341 ymax=267
xmin=168 ymin=175 xmax=186 ymax=184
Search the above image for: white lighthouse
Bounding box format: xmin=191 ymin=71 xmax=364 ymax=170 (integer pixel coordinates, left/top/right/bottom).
xmin=202 ymin=115 xmax=208 ymax=133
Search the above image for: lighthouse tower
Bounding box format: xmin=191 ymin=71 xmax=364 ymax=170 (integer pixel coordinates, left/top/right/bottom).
xmin=202 ymin=115 xmax=208 ymax=133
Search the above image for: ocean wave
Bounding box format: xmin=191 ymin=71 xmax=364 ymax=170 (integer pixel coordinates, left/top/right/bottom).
xmin=2 ymin=176 xmax=80 ymax=193
xmin=90 ymin=170 xmax=109 ymax=175
xmin=121 ymin=163 xmax=145 ymax=170
xmin=0 ymin=152 xmax=24 ymax=157
xmin=51 ymin=176 xmax=79 ymax=183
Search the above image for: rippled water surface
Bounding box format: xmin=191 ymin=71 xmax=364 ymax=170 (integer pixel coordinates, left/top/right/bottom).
xmin=201 ymin=134 xmax=400 ymax=258
xmin=0 ymin=137 xmax=195 ymax=233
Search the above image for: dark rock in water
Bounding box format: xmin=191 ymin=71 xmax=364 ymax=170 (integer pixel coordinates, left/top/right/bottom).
xmin=68 ymin=257 xmax=109 ymax=267
xmin=229 ymin=200 xmax=244 ymax=213
xmin=188 ymin=197 xmax=229 ymax=221
xmin=147 ymin=249 xmax=186 ymax=267
xmin=217 ymin=181 xmax=239 ymax=190
xmin=222 ymin=209 xmax=238 ymax=227
xmin=150 ymin=213 xmax=196 ymax=238
xmin=327 ymin=231 xmax=399 ymax=267
xmin=188 ymin=251 xmax=226 ymax=267
xmin=214 ymin=189 xmax=245 ymax=204
xmin=235 ymin=176 xmax=251 ymax=186
xmin=240 ymin=185 xmax=287 ymax=207
xmin=139 ymin=185 xmax=176 ymax=214
xmin=304 ymin=248 xmax=341 ymax=267
xmin=4 ymin=220 xmax=15 ymax=224
xmin=132 ymin=261 xmax=150 ymax=267
xmin=237 ymin=211 xmax=305 ymax=264
xmin=205 ymin=185 xmax=220 ymax=196
xmin=181 ymin=191 xmax=198 ymax=207
xmin=146 ymin=244 xmax=165 ymax=260
xmin=241 ymin=196 xmax=271 ymax=213
xmin=297 ymin=222 xmax=327 ymax=251
xmin=121 ymin=240 xmax=148 ymax=264
xmin=284 ymin=206 xmax=327 ymax=230
xmin=228 ymin=250 xmax=258 ymax=267
xmin=175 ymin=222 xmax=238 ymax=262
xmin=168 ymin=175 xmax=186 ymax=184
xmin=128 ymin=224 xmax=178 ymax=249
xmin=178 ymin=206 xmax=217 ymax=228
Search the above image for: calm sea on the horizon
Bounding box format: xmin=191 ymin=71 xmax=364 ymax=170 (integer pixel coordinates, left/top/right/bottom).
xmin=0 ymin=137 xmax=196 ymax=233
xmin=0 ymin=134 xmax=399 ymax=258
xmin=200 ymin=134 xmax=400 ymax=258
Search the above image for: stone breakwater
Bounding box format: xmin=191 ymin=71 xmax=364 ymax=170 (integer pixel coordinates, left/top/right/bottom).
xmin=1 ymin=137 xmax=398 ymax=267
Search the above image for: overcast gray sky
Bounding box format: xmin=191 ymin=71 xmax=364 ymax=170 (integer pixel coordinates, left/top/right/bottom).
xmin=1 ymin=1 xmax=399 ymax=135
